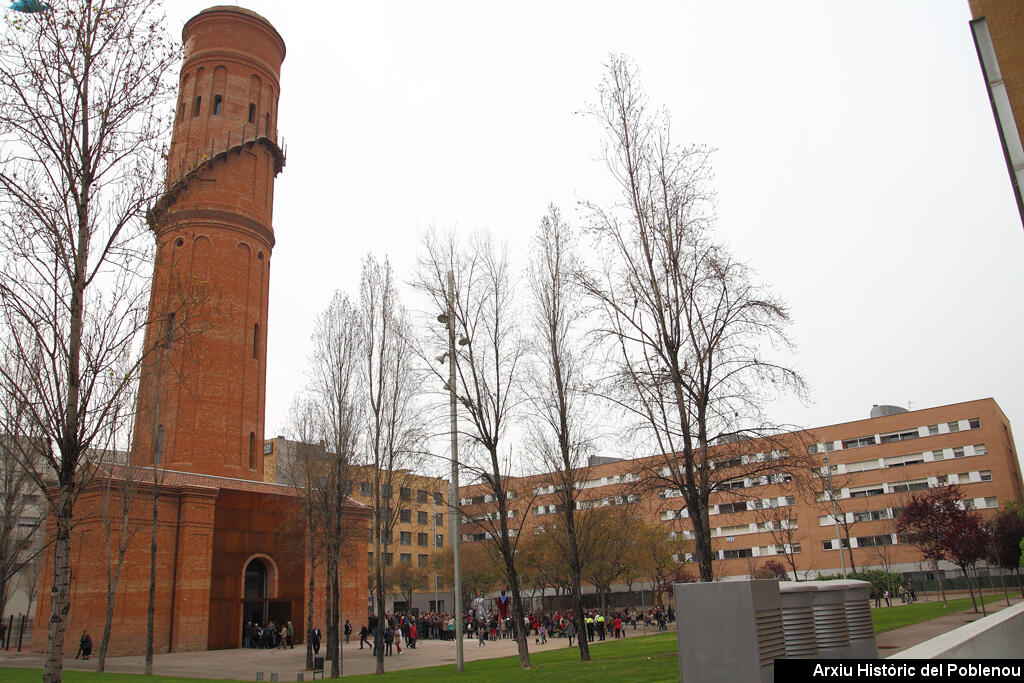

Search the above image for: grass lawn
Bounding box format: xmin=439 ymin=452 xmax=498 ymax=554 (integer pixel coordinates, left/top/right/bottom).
xmin=871 ymin=593 xmax=1008 ymax=634
xmin=0 ymin=633 xmax=682 ymax=683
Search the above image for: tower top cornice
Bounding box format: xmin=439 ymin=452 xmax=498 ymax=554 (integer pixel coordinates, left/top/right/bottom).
xmin=185 ymin=6 xmax=286 ymax=62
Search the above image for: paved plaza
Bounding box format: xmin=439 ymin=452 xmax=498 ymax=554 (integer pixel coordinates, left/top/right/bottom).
xmin=0 ymin=597 xmax=1019 ymax=680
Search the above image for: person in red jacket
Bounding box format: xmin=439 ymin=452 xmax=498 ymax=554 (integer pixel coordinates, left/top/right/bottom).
xmin=614 ymin=615 xmax=622 ymax=638
xmin=409 ymin=622 xmax=418 ymax=649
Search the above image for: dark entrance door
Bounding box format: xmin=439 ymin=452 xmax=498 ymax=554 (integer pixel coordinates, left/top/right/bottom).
xmin=268 ymin=600 xmax=292 ymax=627
xmin=244 ymin=558 xmax=269 ymax=628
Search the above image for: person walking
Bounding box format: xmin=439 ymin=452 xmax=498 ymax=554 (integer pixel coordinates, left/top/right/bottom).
xmin=311 ymin=625 xmax=322 ymax=654
xmin=286 ymin=621 xmax=294 ymax=648
xmin=359 ymin=624 xmax=369 ymax=650
xmin=585 ymin=614 xmax=595 ymax=642
xmin=883 ymin=589 xmax=891 ymax=607
xmin=79 ymin=631 xmax=93 ymax=660
xmin=344 ymin=620 xmax=352 ymax=644
xmin=566 ymin=619 xmax=576 ymax=648
xmin=596 ymin=613 xmax=606 ymax=641
xmin=384 ymin=625 xmax=394 ymax=656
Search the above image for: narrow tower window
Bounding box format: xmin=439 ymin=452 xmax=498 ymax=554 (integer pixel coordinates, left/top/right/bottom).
xmin=213 ymin=94 xmax=223 ymax=115
xmin=249 ymin=432 xmax=256 ymax=469
xmin=248 ymin=103 xmax=256 ymax=123
xmin=166 ymin=312 xmax=175 ymax=349
xmin=253 ymin=323 xmax=259 ymax=359
xmin=264 ymin=112 xmax=270 ymax=136
xmin=193 ymin=96 xmax=201 ymax=117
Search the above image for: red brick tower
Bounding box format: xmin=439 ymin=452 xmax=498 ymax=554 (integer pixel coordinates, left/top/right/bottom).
xmin=135 ymin=6 xmax=286 ymax=479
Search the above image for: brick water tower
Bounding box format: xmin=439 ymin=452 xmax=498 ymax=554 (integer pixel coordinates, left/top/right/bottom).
xmin=135 ymin=5 xmax=286 ymax=480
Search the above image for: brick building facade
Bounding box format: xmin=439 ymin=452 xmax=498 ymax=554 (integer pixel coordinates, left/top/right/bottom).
xmin=458 ymin=398 xmax=1021 ymax=594
xmin=33 ymin=6 xmax=368 ymax=655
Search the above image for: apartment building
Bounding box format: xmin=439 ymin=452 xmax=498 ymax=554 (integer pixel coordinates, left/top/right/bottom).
xmin=263 ymin=437 xmax=453 ymax=615
xmin=457 ymin=398 xmax=1021 ymax=590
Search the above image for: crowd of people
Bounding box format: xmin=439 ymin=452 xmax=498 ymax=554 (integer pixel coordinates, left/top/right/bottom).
xmin=242 ymin=620 xmax=296 ymax=649
xmin=352 ymin=598 xmax=676 ymax=657
xmin=237 ymin=598 xmax=675 ymax=659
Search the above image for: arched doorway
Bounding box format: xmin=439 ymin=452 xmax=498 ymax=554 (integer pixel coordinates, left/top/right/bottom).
xmin=239 ymin=554 xmax=291 ymax=648
xmin=243 ymin=557 xmax=270 ymax=627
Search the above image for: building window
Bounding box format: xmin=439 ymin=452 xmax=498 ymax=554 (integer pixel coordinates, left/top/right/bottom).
xmin=953 ymin=447 xmax=965 ymax=458
xmin=213 ymin=94 xmax=223 ymax=115
xmin=879 ymin=429 xmax=919 ymax=444
xmin=980 ymin=470 xmax=992 ymax=482
xmin=418 ymin=511 xmax=428 ymax=525
xmin=249 ymin=432 xmax=256 ymax=469
xmin=948 ymin=421 xmax=960 ymax=433
xmin=435 ymin=534 xmax=444 ymax=548
xmin=248 ymin=102 xmax=256 ymax=123
xmin=927 ymin=424 xmax=940 ymax=436
xmin=434 ymin=513 xmax=443 ymax=527
xmin=367 ymin=552 xmax=373 ymax=566
xmin=932 ymin=449 xmax=945 ymax=461
xmin=381 ymin=484 xmax=392 ymax=499
xmin=969 ymin=418 xmax=981 ymax=430
xmin=400 ymin=487 xmax=412 ymax=501
xmin=265 ymin=112 xmax=271 ymax=136
xmin=360 ymin=482 xmax=371 ymax=496
xmin=433 ymin=492 xmax=443 ymax=505
xmin=418 ymin=554 xmax=428 ymax=568
xmin=253 ymin=324 xmax=259 ymax=359
xmin=856 ymin=534 xmax=895 ymax=547
xmin=400 ymin=532 xmax=411 ymax=546
xmin=721 ymin=548 xmax=753 ymax=560
xmin=842 ymin=435 xmax=876 ymax=449
xmin=193 ymin=96 xmax=201 ymax=116
xmin=417 ymin=489 xmax=428 ymax=503
xmin=822 ymin=538 xmax=850 ymax=551
xmin=718 ymin=501 xmax=748 ymax=515
xmin=385 ymin=553 xmax=393 ymax=567
xmin=400 ymin=508 xmax=411 ymax=523
xmin=417 ymin=532 xmax=427 ymax=546
xmin=974 ymin=444 xmax=987 ymax=455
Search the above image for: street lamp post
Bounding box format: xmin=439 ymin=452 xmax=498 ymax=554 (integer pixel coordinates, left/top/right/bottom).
xmin=438 ymin=269 xmax=464 ymax=672
xmin=823 ymin=450 xmax=847 ymax=578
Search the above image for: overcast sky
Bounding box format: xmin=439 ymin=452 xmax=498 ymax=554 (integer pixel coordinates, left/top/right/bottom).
xmin=164 ymin=1 xmax=1024 ymax=465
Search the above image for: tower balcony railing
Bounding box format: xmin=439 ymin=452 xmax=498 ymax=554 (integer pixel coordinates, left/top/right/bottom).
xmin=149 ymin=124 xmax=287 ymax=228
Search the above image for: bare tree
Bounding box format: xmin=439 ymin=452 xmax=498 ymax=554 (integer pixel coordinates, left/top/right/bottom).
xmin=305 ymin=292 xmax=363 ymax=678
xmin=359 ymin=254 xmax=423 ymax=675
xmin=96 ymin=433 xmax=140 ymax=671
xmin=0 ymin=2 xmax=176 ymax=679
xmin=279 ymin=398 xmax=330 ymax=672
xmin=0 ymin=431 xmax=46 ymax=623
xmin=414 ymin=231 xmax=533 ymax=669
xmin=752 ymin=501 xmax=804 ymax=581
xmin=578 ymin=56 xmax=807 ymax=582
xmin=525 ymin=205 xmax=593 ymax=660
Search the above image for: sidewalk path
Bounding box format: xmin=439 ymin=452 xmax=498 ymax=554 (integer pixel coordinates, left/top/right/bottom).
xmin=876 ymin=595 xmax=1022 ymax=656
xmin=0 ymin=625 xmax=672 ymax=680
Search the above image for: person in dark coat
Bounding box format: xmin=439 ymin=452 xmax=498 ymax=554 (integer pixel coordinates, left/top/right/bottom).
xmin=310 ymin=626 xmax=322 ymax=654
xmin=80 ymin=631 xmax=93 ymax=660
xmin=359 ymin=624 xmax=369 ymax=650
xmin=344 ymin=619 xmax=352 ymax=643
xmin=384 ymin=625 xmax=394 ymax=656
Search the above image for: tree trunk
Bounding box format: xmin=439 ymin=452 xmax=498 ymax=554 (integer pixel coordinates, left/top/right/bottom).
xmin=43 ymin=487 xmax=74 ymax=683
xmin=374 ymin=565 xmax=386 ymax=675
xmin=305 ymin=517 xmax=314 ymax=671
xmin=962 ymin=565 xmax=978 ymax=612
xmin=976 ymin=566 xmax=987 ymax=616
xmin=567 ymin=527 xmax=590 ymax=661
xmin=506 ymin=562 xmax=532 ymax=669
xmin=145 ymin=476 xmax=158 ymax=674
xmin=97 ymin=543 xmax=128 ymax=671
xmin=933 ymin=559 xmax=947 ymax=606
